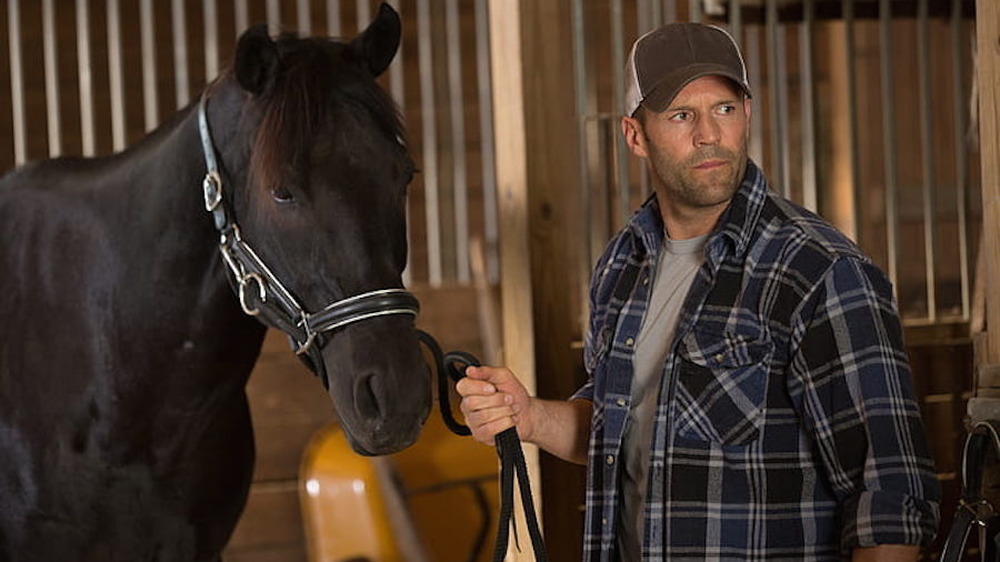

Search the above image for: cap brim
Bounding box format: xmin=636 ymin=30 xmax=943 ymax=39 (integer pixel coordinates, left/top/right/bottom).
xmin=640 ymin=63 xmax=751 ymax=113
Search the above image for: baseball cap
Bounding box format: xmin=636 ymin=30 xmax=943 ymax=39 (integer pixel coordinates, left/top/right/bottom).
xmin=624 ymin=23 xmax=751 ymax=117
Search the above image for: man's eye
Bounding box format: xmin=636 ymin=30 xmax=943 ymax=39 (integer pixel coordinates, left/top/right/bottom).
xmin=669 ymin=111 xmax=690 ymax=121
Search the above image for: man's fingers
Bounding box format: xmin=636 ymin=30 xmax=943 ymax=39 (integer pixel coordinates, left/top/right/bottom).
xmin=455 ymin=376 xmax=497 ymax=398
xmin=459 ymin=393 xmax=510 ymax=415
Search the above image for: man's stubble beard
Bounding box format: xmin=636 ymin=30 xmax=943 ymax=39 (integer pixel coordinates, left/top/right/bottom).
xmin=648 ymin=142 xmax=748 ymax=210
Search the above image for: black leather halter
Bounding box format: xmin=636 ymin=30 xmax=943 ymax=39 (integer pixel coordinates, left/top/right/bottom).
xmin=197 ymin=93 xmax=420 ymax=386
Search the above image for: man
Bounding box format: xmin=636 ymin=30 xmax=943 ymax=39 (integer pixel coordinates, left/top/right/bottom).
xmin=457 ymin=22 xmax=939 ymax=561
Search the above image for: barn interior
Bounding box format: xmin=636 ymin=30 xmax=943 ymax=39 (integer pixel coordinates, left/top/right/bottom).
xmin=0 ymin=0 xmax=993 ymax=560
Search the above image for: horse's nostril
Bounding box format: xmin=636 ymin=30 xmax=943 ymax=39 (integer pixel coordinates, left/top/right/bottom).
xmin=354 ymin=372 xmax=383 ymax=420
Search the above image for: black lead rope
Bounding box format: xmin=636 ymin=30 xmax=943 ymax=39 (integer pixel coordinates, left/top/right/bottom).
xmin=418 ymin=330 xmax=549 ymax=562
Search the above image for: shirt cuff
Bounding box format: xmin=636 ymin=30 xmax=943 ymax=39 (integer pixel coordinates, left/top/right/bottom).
xmin=840 ymin=490 xmax=940 ymax=553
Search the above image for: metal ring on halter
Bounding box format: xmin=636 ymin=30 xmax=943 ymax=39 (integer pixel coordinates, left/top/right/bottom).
xmin=294 ymin=330 xmax=318 ymax=356
xmin=203 ymin=171 xmax=222 ymax=212
xmin=238 ymin=273 xmax=267 ymax=316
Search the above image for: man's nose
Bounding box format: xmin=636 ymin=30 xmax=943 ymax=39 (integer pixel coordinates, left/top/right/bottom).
xmin=693 ymin=116 xmax=721 ymax=146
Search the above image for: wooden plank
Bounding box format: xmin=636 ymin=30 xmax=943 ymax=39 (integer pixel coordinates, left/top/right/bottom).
xmin=977 ymin=0 xmax=1000 ymax=366
xmin=487 ymin=2 xmax=540 ymax=559
xmin=979 ymin=364 xmax=1000 ymax=389
xmin=518 ymin=0 xmax=587 ymax=558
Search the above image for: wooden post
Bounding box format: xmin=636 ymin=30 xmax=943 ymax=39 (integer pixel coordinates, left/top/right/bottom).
xmin=488 ymin=2 xmax=541 ymax=559
xmin=488 ymin=0 xmax=586 ymax=558
xmin=970 ymin=0 xmax=1000 ymax=421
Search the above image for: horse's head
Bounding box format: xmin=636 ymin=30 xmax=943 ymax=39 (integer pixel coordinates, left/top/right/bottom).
xmin=208 ymin=4 xmax=429 ymax=455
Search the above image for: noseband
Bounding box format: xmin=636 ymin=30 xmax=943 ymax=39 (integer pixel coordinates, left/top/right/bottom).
xmin=197 ymin=93 xmax=419 ymax=386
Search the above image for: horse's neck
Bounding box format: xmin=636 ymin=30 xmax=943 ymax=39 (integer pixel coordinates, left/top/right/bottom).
xmin=96 ymin=92 xmax=267 ymax=381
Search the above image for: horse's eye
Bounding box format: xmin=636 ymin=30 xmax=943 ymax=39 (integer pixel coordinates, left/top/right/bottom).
xmin=272 ymin=186 xmax=295 ymax=204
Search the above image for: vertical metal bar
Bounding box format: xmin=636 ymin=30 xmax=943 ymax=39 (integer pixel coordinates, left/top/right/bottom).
xmin=664 ymin=0 xmax=677 ymax=23
xmin=917 ymin=0 xmax=937 ymax=320
xmin=800 ymin=0 xmax=817 ymax=211
xmin=326 ymin=0 xmax=341 ymax=36
xmin=475 ymin=0 xmax=498 ymax=282
xmin=42 ymin=0 xmax=62 ymax=156
xmin=386 ymin=0 xmax=404 ymax=109
xmin=651 ymin=0 xmax=662 ymax=28
xmin=638 ymin=0 xmax=651 ymax=33
xmin=611 ymin=0 xmax=629 ymax=224
xmin=952 ymin=0 xmax=970 ymax=319
xmin=446 ymin=0 xmax=469 ymax=283
xmin=636 ymin=1 xmax=651 ymax=198
xmin=572 ymin=0 xmax=591 ymax=298
xmin=689 ymin=0 xmax=701 ymax=23
xmin=297 ymin=0 xmax=312 ymax=35
xmin=8 ymin=0 xmax=26 ymax=165
xmin=728 ymin=0 xmax=741 ymax=44
xmin=776 ymin=10 xmax=791 ymax=196
xmin=77 ymin=0 xmax=96 ymax=156
xmin=417 ymin=0 xmax=441 ymax=285
xmin=766 ymin=0 xmax=785 ymax=195
xmin=107 ymin=0 xmax=126 ymax=151
xmin=140 ymin=0 xmax=159 ymax=132
xmin=172 ymin=0 xmax=190 ymax=109
xmin=267 ymin=0 xmax=281 ymax=33
xmin=357 ymin=0 xmax=370 ymax=30
xmin=879 ymin=0 xmax=899 ymax=291
xmin=204 ymin=0 xmax=219 ymax=81
xmin=235 ymin=0 xmax=249 ymax=33
xmin=746 ymin=26 xmax=763 ymax=164
xmin=843 ymin=0 xmax=860 ymax=241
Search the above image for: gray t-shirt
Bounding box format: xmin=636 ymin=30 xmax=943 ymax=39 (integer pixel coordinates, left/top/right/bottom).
xmin=618 ymin=234 xmax=707 ymax=560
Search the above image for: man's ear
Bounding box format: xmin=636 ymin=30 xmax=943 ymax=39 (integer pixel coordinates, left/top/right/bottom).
xmin=621 ymin=115 xmax=648 ymax=159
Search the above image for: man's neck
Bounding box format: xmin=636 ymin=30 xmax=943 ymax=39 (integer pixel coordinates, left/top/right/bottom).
xmin=659 ymin=200 xmax=729 ymax=240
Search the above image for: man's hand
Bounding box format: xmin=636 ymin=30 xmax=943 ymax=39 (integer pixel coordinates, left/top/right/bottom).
xmin=456 ymin=366 xmax=592 ymax=465
xmin=456 ymin=366 xmax=532 ymax=446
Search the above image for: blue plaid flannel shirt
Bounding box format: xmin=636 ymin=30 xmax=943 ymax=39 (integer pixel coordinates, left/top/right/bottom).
xmin=572 ymin=161 xmax=940 ymax=560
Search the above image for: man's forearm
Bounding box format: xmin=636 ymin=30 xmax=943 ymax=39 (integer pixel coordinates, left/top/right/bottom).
xmin=526 ymin=398 xmax=592 ymax=465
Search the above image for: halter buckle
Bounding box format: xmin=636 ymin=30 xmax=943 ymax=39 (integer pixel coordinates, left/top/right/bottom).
xmin=238 ymin=272 xmax=267 ymax=316
xmin=203 ymin=171 xmax=223 ymax=212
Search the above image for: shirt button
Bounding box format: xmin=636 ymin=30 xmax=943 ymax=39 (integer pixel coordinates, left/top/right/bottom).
xmin=606 ymin=455 xmax=615 ymax=465
xmin=616 ymin=398 xmax=626 ymax=407
xmin=602 ymin=517 xmax=608 ymax=526
xmin=625 ymin=337 xmax=635 ymax=347
xmin=714 ymin=353 xmax=725 ymax=363
xmin=642 ymin=276 xmax=649 ymax=286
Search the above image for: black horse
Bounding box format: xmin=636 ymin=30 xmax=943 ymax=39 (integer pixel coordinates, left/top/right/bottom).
xmin=0 ymin=4 xmax=430 ymax=560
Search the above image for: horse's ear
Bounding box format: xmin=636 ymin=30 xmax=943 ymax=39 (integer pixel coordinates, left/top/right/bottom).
xmin=349 ymin=3 xmax=401 ymax=77
xmin=235 ymin=25 xmax=279 ymax=95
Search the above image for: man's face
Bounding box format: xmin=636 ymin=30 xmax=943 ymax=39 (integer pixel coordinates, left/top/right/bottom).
xmin=634 ymin=75 xmax=751 ymax=219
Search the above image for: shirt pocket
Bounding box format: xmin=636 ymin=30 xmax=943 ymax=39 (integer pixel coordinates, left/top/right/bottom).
xmin=673 ymin=329 xmax=773 ymax=446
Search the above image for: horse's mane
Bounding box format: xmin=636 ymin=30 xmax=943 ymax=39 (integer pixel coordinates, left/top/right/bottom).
xmin=249 ymin=35 xmax=407 ymax=194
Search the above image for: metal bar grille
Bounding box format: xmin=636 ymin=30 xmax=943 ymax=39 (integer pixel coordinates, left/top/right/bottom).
xmin=0 ymin=0 xmax=501 ymax=290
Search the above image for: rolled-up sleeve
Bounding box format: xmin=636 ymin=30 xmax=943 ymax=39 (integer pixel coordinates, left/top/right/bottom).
xmin=791 ymin=257 xmax=940 ymax=552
